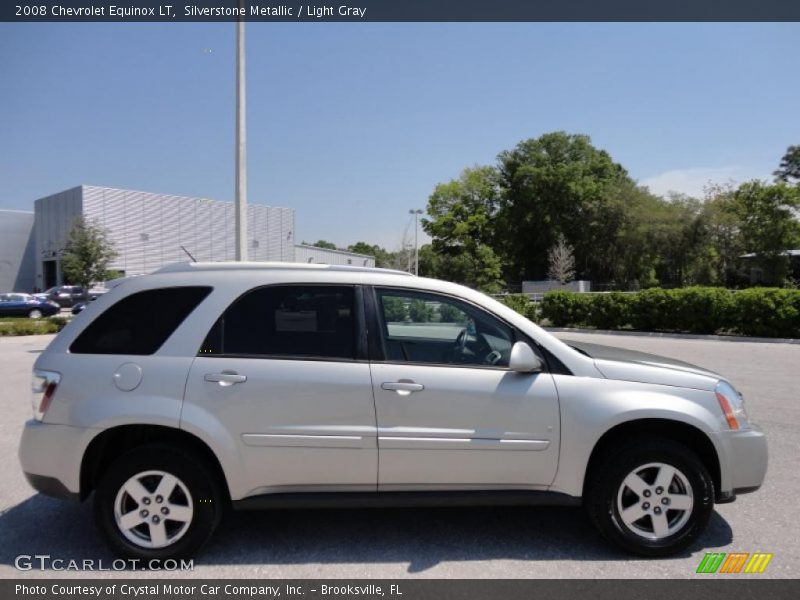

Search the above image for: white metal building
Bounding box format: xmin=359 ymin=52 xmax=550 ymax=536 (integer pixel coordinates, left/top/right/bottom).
xmin=28 ymin=185 xmax=372 ymax=289
xmin=294 ymin=243 xmax=375 ymax=268
xmin=0 ymin=209 xmax=36 ymax=292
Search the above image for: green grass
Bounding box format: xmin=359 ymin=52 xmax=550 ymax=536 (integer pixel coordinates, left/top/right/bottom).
xmin=0 ymin=316 xmax=69 ymax=336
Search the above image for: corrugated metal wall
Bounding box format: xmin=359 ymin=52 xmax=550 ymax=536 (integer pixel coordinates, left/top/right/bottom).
xmin=30 ymin=185 xmax=375 ymax=284
xmin=0 ymin=210 xmax=35 ymax=292
xmin=34 ymin=186 xmax=83 ymax=287
xmin=294 ymin=244 xmax=375 ymax=267
xmin=79 ymin=185 xmax=296 ymax=276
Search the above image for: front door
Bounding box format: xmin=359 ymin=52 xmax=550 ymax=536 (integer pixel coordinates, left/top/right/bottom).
xmin=370 ymin=287 xmax=560 ymax=490
xmin=184 ymin=285 xmax=377 ymax=498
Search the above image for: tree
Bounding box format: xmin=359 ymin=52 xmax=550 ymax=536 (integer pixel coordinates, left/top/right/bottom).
xmin=423 ymin=166 xmax=505 ymax=291
xmin=306 ymin=240 xmax=338 ymax=250
xmin=774 ymin=145 xmax=800 ymax=184
xmin=61 ymin=217 xmax=118 ymax=287
xmin=496 ymin=132 xmax=631 ymax=283
xmin=733 ymin=181 xmax=800 ymax=285
xmin=347 ymin=242 xmax=392 ymax=268
xmin=547 ymin=234 xmax=575 ymax=284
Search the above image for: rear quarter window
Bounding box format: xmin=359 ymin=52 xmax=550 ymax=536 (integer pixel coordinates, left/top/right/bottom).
xmin=70 ymin=286 xmax=211 ymax=355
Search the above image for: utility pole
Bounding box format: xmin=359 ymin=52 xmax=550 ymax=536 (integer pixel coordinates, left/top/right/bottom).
xmin=234 ymin=12 xmax=248 ymax=261
xmin=409 ymin=209 xmax=423 ymax=276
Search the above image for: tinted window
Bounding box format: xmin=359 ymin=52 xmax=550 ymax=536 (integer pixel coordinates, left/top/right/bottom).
xmin=376 ymin=289 xmax=514 ymax=367
xmin=71 ymin=287 xmax=211 ymax=355
xmin=201 ymin=285 xmax=356 ymax=360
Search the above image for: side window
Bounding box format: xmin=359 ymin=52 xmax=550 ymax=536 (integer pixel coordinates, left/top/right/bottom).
xmin=375 ymin=289 xmax=514 ymax=367
xmin=201 ymin=285 xmax=357 ymax=360
xmin=70 ymin=287 xmax=211 ymax=355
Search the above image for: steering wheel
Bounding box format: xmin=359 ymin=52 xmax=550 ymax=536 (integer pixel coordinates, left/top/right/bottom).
xmin=453 ymin=328 xmax=469 ymax=359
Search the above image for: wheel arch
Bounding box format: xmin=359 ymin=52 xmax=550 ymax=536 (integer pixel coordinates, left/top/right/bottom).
xmin=582 ymin=418 xmax=722 ymax=502
xmin=79 ymin=424 xmax=230 ymax=503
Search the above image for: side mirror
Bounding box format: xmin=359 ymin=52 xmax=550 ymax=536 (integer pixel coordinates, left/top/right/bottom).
xmin=509 ymin=341 xmax=544 ymax=373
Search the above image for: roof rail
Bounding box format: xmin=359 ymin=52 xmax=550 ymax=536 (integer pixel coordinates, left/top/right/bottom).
xmin=153 ymin=261 xmax=413 ymax=277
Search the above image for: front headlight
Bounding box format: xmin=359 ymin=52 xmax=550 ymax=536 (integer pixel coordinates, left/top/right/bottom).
xmin=715 ymin=381 xmax=749 ymax=430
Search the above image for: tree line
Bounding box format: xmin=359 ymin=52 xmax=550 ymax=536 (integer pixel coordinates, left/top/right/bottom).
xmin=331 ymin=134 xmax=800 ymax=291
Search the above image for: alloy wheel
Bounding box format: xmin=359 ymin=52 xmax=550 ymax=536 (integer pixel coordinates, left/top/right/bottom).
xmin=616 ymin=461 xmax=694 ymax=540
xmin=113 ymin=470 xmax=194 ymax=549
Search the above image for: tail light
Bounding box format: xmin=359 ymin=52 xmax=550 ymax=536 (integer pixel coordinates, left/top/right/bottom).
xmin=32 ymin=370 xmax=60 ymax=421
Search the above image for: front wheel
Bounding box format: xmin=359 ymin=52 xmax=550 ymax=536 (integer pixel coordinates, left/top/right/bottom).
xmin=94 ymin=444 xmax=224 ymax=560
xmin=586 ymin=438 xmax=714 ymax=556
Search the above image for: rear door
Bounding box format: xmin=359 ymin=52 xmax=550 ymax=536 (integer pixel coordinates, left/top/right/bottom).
xmin=368 ymin=287 xmax=560 ymax=490
xmin=183 ymin=284 xmax=377 ymax=497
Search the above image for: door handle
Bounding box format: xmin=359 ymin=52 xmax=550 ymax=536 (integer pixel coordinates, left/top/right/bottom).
xmin=381 ymin=381 xmax=424 ymax=395
xmin=204 ymin=371 xmax=247 ymax=386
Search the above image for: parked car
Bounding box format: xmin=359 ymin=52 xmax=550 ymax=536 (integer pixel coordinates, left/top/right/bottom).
xmin=19 ymin=263 xmax=767 ymax=560
xmin=35 ymin=285 xmax=88 ymax=308
xmin=71 ymin=295 xmax=98 ymax=315
xmin=0 ymin=293 xmax=60 ymax=318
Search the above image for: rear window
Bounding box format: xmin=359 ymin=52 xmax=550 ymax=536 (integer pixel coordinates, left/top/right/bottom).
xmin=70 ymin=287 xmax=211 ymax=355
xmin=200 ymin=285 xmax=356 ymax=360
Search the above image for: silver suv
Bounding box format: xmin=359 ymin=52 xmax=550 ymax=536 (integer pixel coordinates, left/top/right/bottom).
xmin=19 ymin=263 xmax=767 ymax=559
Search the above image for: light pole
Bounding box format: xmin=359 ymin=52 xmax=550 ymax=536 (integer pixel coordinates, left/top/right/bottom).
xmin=409 ymin=209 xmax=423 ymax=276
xmin=234 ymin=9 xmax=248 ymax=261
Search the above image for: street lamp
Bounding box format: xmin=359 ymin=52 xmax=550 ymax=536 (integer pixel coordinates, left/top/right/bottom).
xmin=409 ymin=209 xmax=423 ymax=276
xmin=234 ymin=6 xmax=248 ymax=261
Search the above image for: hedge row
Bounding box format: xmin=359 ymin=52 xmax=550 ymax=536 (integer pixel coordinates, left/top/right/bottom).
xmin=498 ymin=294 xmax=540 ymax=322
xmin=539 ymin=287 xmax=800 ymax=338
xmin=0 ymin=316 xmax=69 ymax=337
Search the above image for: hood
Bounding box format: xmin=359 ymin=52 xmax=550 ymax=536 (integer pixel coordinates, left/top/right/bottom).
xmin=563 ymin=339 xmax=722 ymax=391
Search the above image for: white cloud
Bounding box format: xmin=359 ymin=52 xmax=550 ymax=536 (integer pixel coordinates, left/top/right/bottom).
xmin=639 ymin=166 xmax=768 ymax=199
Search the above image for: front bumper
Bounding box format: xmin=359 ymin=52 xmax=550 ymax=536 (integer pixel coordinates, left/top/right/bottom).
xmin=713 ymin=424 xmax=768 ymax=502
xmin=18 ymin=419 xmax=93 ymax=501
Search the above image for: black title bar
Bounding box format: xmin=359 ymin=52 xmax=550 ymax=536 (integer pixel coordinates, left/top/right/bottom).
xmin=4 ymin=0 xmax=800 ymax=22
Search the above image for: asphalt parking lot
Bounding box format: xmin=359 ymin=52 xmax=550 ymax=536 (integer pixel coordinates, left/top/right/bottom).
xmin=0 ymin=331 xmax=797 ymax=579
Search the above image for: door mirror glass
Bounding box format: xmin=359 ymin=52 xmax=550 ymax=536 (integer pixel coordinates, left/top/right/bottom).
xmin=509 ymin=341 xmax=544 ymax=373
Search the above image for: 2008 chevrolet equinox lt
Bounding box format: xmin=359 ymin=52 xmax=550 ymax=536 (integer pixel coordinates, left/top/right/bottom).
xmin=19 ymin=262 xmax=767 ymax=559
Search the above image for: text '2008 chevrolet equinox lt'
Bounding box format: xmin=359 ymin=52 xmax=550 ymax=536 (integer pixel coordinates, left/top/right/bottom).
xmin=19 ymin=262 xmax=767 ymax=559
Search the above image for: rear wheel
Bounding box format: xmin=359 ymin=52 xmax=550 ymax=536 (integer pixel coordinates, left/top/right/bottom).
xmin=94 ymin=444 xmax=224 ymax=560
xmin=586 ymin=438 xmax=714 ymax=556
xmin=28 ymin=309 xmax=42 ymax=319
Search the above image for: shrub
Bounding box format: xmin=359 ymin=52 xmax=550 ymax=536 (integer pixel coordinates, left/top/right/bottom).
xmin=673 ymin=287 xmax=735 ymax=334
xmin=630 ymin=288 xmax=678 ymax=331
xmin=498 ymin=294 xmax=539 ymax=322
xmin=382 ymin=296 xmax=407 ymax=322
xmin=0 ymin=316 xmax=68 ymax=336
xmin=540 ymin=291 xmax=590 ymax=327
xmin=537 ymin=287 xmax=800 ymax=337
xmin=730 ymin=288 xmax=800 ymax=338
xmin=409 ymin=299 xmax=434 ymax=322
xmin=587 ymin=292 xmax=632 ymax=330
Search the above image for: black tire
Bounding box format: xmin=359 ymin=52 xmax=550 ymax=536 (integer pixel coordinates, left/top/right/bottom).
xmin=94 ymin=444 xmax=224 ymax=561
xmin=585 ymin=437 xmax=714 ymax=557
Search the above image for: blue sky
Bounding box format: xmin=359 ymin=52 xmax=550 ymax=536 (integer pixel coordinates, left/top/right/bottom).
xmin=1 ymin=22 xmax=798 ymax=249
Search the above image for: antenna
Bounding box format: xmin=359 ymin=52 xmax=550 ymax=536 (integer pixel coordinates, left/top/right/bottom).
xmin=180 ymin=245 xmax=197 ymax=263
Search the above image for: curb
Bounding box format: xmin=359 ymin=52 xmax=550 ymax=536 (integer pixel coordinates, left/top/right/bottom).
xmin=545 ymin=327 xmax=800 ymax=345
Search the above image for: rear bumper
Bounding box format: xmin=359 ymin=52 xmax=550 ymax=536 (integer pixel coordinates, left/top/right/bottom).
xmin=23 ymin=472 xmax=79 ymax=501
xmin=18 ymin=419 xmax=93 ymax=501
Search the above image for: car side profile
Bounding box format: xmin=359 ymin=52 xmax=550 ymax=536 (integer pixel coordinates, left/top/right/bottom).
xmin=0 ymin=293 xmax=60 ymax=318
xmin=19 ymin=263 xmax=767 ymax=559
xmin=34 ymin=285 xmax=88 ymax=308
